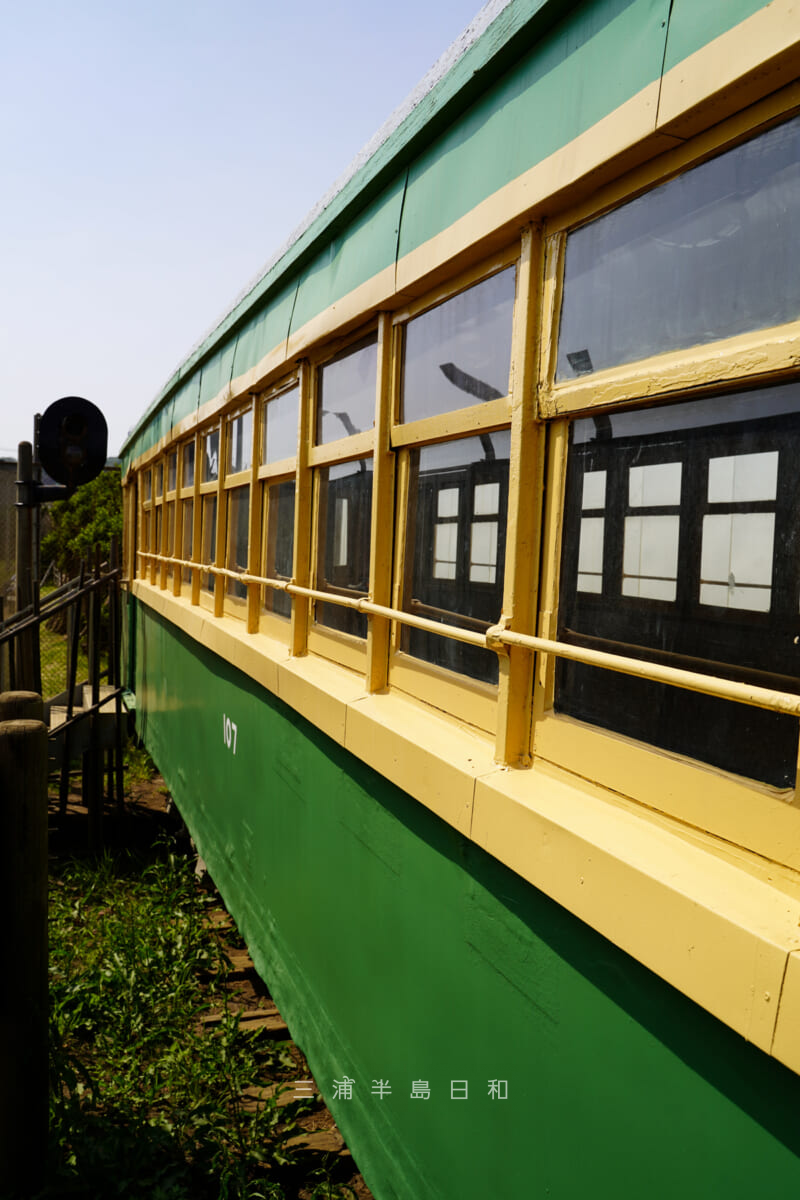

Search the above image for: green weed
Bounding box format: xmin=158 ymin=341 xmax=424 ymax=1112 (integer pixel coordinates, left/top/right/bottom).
xmin=44 ymin=838 xmax=351 ymax=1199
xmin=123 ymin=741 xmax=157 ymax=784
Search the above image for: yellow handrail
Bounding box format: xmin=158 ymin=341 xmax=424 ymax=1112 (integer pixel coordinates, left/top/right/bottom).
xmin=135 ymin=551 xmax=800 ymax=716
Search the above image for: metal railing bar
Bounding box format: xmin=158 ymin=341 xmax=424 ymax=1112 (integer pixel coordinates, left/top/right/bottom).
xmin=409 ymin=598 xmax=493 ymax=633
xmin=494 ymin=629 xmax=800 ymax=718
xmin=560 ymin=627 xmax=800 ymax=696
xmin=0 ymin=568 xmax=121 ymax=645
xmin=50 ymin=685 xmax=126 ymax=738
xmin=134 ymin=551 xmax=800 ymax=715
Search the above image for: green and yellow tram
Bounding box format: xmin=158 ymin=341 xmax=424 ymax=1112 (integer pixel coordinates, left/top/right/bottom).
xmin=121 ymin=2 xmax=800 ymax=1195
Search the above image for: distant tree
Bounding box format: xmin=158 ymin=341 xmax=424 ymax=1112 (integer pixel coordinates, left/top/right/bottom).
xmin=41 ymin=468 xmax=122 ymax=579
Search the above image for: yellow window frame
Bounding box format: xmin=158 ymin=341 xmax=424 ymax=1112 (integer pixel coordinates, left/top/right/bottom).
xmin=530 ymin=88 xmax=800 ymax=869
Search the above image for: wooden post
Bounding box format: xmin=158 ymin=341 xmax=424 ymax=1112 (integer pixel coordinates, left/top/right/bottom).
xmin=0 ymin=714 xmax=48 ymax=1195
xmin=0 ymin=690 xmax=44 ymax=723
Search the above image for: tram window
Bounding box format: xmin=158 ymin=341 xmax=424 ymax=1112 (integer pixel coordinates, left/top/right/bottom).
xmin=181 ymin=498 xmax=193 ymax=585
xmin=402 ymin=431 xmax=510 ymax=684
xmin=263 ymin=385 xmax=299 ymax=464
xmin=227 ymin=409 xmax=253 ymax=475
xmin=154 ymin=462 xmax=163 ymax=498
xmin=201 ymin=495 xmax=217 ymax=592
xmin=140 ymin=507 xmax=151 ymax=576
xmin=317 ymin=336 xmax=377 ymax=445
xmin=262 ymin=480 xmax=295 ymax=618
xmin=165 ymin=501 xmax=176 ymax=581
xmin=143 ymin=469 xmax=152 ymax=503
xmin=402 ymin=269 xmax=515 ymax=424
xmin=228 ymin=410 xmax=252 ymax=475
xmin=315 ymin=457 xmax=373 ymax=638
xmin=167 ymin=451 xmax=177 ymax=493
xmin=557 ymin=382 xmax=800 ymax=787
xmin=557 ymin=112 xmax=800 ymax=380
xmin=203 ymin=430 xmax=219 ymax=483
xmin=182 ymin=441 xmax=195 ymax=488
xmin=226 ymin=485 xmax=249 ymax=600
xmin=153 ymin=505 xmax=163 ymax=565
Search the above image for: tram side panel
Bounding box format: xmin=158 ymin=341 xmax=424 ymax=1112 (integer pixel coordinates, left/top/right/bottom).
xmin=132 ymin=596 xmax=800 ymax=1200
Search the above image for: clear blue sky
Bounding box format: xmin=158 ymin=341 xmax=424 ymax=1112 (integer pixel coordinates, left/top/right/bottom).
xmin=0 ymin=0 xmax=483 ymax=458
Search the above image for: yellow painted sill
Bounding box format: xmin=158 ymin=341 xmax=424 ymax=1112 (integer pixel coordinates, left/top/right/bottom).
xmin=132 ymin=578 xmax=800 ymax=1078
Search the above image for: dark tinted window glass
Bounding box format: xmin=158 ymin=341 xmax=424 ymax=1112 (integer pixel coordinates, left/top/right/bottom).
xmin=558 ymin=114 xmax=800 ymax=380
xmin=263 ymin=481 xmax=295 ymax=619
xmin=317 ymin=336 xmax=377 ymax=444
xmin=166 ymin=501 xmax=175 ymax=579
xmin=402 ymin=269 xmax=516 ymax=424
xmin=182 ymin=442 xmax=195 ymax=489
xmin=315 ymin=458 xmax=373 ymax=637
xmin=557 ymin=382 xmax=800 ymax=787
xmin=402 ymin=431 xmax=510 ymax=684
xmin=181 ymin=498 xmax=193 ymax=584
xmin=201 ymin=495 xmax=217 ymax=592
xmin=140 ymin=510 xmax=151 ymax=568
xmin=226 ymin=485 xmax=249 ymax=599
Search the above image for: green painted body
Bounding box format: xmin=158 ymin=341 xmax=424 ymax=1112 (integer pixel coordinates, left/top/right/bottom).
xmin=133 ymin=598 xmax=800 ymax=1198
xmin=121 ymin=0 xmax=776 ymax=470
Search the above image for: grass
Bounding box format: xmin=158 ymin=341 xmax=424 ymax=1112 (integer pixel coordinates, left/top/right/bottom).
xmin=123 ymin=741 xmax=158 ymax=784
xmin=39 ymin=621 xmax=90 ymax=700
xmin=43 ymin=838 xmax=358 ymax=1200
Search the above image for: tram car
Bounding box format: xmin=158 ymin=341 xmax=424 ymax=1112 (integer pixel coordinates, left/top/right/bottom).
xmin=121 ymin=2 xmax=800 ymax=1195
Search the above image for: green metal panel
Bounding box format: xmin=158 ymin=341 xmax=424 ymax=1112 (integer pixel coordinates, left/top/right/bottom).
xmin=289 ymin=177 xmax=406 ymax=337
xmin=399 ymin=0 xmax=670 ymax=258
xmin=197 ymin=336 xmax=237 ymax=410
xmin=133 ymin=599 xmax=800 ymax=1200
xmin=663 ymin=0 xmax=769 ymax=73
xmin=230 ymin=277 xmax=298 ymax=382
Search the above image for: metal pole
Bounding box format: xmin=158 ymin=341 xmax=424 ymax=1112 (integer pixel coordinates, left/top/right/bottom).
xmin=0 ymin=711 xmax=48 ymax=1195
xmin=15 ymin=442 xmax=35 ymax=690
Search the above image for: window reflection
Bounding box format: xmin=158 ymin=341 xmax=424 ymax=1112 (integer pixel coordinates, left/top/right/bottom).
xmin=165 ymin=502 xmax=176 ymax=580
xmin=402 ymin=431 xmax=510 ymax=684
xmin=558 ymin=382 xmax=800 ymax=787
xmin=201 ymin=495 xmax=217 ymax=592
xmin=263 ymin=480 xmax=295 ymax=619
xmin=558 ymin=113 xmax=800 ymax=379
xmin=203 ymin=431 xmax=219 ymax=483
xmin=182 ymin=442 xmax=195 ymax=489
xmin=227 ymin=410 xmax=252 ymax=475
xmin=263 ymin=385 xmax=299 ymax=464
xmin=226 ymin=485 xmax=250 ymax=600
xmin=315 ymin=458 xmax=373 ymax=637
xmin=317 ymin=336 xmax=377 ymax=444
xmin=181 ymin=499 xmax=193 ymax=585
xmin=402 ymin=269 xmax=515 ymax=424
